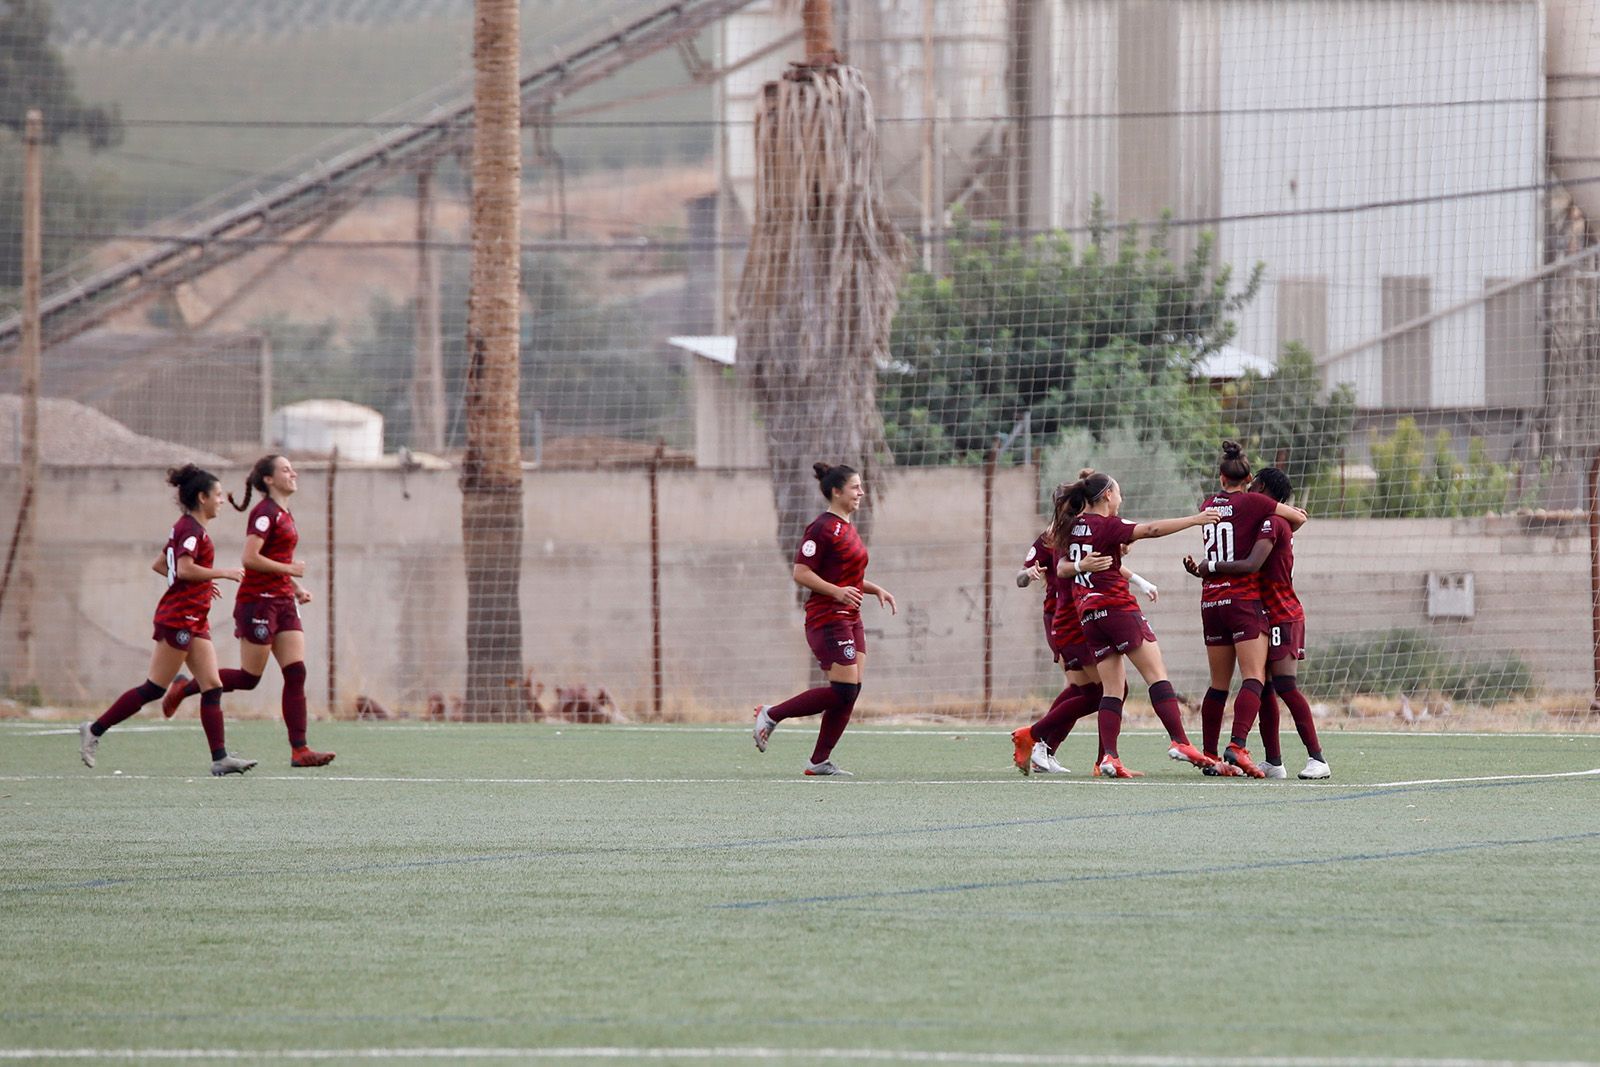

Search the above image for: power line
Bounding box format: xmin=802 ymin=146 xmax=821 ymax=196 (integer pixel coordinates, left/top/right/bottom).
xmin=109 ymin=91 xmax=1585 ymax=131
xmin=40 ymin=171 xmax=1588 ymax=255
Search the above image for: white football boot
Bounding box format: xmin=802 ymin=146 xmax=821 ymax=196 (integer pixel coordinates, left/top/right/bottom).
xmin=752 ymin=705 xmax=777 ymax=753
xmin=1262 ymin=761 xmax=1288 ymax=779
xmin=79 ymin=722 xmax=98 ymax=768
xmin=1299 ymin=757 xmax=1331 ymax=780
xmin=1031 ymin=742 xmax=1070 ymax=774
xmin=803 ymin=760 xmax=853 ymax=777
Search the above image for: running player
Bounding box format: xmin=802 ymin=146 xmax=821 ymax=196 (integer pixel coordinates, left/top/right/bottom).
xmin=752 ymin=462 xmax=897 ymax=776
xmin=162 ymin=454 xmax=334 ymax=767
xmin=1184 ymin=467 xmax=1328 ymax=779
xmin=1185 ymin=441 xmax=1307 ymax=777
xmin=78 ymin=465 xmax=256 ymax=776
xmin=1058 ymin=469 xmax=1221 ymax=777
xmin=1011 ymin=481 xmax=1159 ymax=775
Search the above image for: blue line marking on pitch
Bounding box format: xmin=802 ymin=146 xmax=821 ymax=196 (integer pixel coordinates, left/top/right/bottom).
xmin=711 ymin=830 xmax=1600 ymax=910
xmin=3 ymin=774 xmax=1591 ymax=895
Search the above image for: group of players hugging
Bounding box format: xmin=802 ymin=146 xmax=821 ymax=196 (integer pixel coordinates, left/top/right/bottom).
xmin=755 ymin=442 xmax=1329 ymax=780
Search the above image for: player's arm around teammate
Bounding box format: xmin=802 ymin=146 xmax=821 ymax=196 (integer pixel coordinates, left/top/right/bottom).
xmin=78 ymin=465 xmax=256 ymax=776
xmin=1055 ymin=469 xmax=1220 ymax=777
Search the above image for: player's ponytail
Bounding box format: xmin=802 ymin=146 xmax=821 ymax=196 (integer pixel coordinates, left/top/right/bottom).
xmin=1219 ymin=440 xmax=1251 ymax=485
xmin=813 ymin=461 xmax=858 ymax=501
xmin=167 ymin=464 xmax=219 ymax=512
xmin=1053 ymin=469 xmax=1112 ymax=551
xmin=230 ymin=453 xmax=283 ymax=512
xmin=1253 ymin=466 xmax=1293 ymax=503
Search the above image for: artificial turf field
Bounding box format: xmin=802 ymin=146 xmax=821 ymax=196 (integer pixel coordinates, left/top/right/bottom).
xmin=2 ymin=719 xmax=1598 ymax=1066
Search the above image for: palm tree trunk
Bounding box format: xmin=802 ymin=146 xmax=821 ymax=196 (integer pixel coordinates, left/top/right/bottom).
xmin=461 ymin=0 xmax=524 ymax=721
xmin=736 ymin=10 xmax=907 ymax=556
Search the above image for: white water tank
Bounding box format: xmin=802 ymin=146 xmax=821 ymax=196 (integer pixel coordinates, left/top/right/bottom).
xmin=270 ymin=399 xmax=384 ymax=461
xmin=1549 ymin=0 xmax=1600 ymax=222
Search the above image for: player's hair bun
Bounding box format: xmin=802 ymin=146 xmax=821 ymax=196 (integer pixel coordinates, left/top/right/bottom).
xmin=1220 ymin=440 xmax=1243 ymax=459
xmin=1077 ymin=467 xmax=1097 ymax=480
xmin=812 ymin=462 xmax=832 ymax=482
xmin=167 ymin=464 xmax=203 ymax=489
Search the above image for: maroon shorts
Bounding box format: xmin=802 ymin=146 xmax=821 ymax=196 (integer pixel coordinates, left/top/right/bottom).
xmin=806 ymin=618 xmax=865 ymax=670
xmin=234 ymin=597 xmax=304 ymax=645
xmin=152 ymin=622 xmax=209 ymax=651
xmin=1051 ymin=635 xmax=1097 ymax=672
xmin=1267 ymin=618 xmax=1307 ymax=662
xmin=1201 ymin=597 xmax=1270 ymax=646
xmin=1081 ymin=608 xmax=1157 ymax=661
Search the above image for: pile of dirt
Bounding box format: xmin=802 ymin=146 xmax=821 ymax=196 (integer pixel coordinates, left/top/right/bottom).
xmin=0 ymin=395 xmax=226 ymax=468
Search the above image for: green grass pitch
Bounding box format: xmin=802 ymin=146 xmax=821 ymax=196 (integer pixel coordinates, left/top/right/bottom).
xmin=2 ymin=720 xmax=1598 ymax=1065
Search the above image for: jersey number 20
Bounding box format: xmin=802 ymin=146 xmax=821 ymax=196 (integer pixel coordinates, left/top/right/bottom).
xmin=1201 ymin=523 xmax=1236 ymax=563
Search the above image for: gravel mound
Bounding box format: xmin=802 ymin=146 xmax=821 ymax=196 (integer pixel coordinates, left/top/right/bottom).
xmin=0 ymin=395 xmax=226 ymax=468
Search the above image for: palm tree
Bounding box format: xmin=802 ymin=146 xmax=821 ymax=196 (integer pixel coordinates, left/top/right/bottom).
xmin=460 ymin=0 xmax=524 ymax=720
xmin=736 ymin=0 xmax=907 ymax=556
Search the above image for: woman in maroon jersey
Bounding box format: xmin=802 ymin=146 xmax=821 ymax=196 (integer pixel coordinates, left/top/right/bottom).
xmin=1056 ymin=469 xmax=1220 ymax=778
xmin=753 ymin=462 xmax=897 ymax=776
xmin=1010 ymin=482 xmax=1136 ymax=775
xmin=78 ymin=465 xmax=256 ymax=776
xmin=162 ymin=454 xmax=333 ymax=767
xmin=1184 ymin=467 xmax=1328 ymax=779
xmin=1184 ymin=442 xmax=1307 ymax=777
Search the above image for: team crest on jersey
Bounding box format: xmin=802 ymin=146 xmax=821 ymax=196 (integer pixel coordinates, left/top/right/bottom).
xmin=801 ymin=539 xmax=817 ymax=558
xmin=174 ymin=629 xmax=192 ymax=648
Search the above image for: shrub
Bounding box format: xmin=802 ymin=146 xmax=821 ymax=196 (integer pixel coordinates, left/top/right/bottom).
xmin=1299 ymin=628 xmax=1537 ymax=704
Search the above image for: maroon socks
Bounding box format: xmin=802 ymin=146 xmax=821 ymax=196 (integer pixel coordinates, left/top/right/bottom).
xmin=1096 ymin=694 xmax=1124 ymax=759
xmin=1273 ymin=675 xmax=1323 ymax=761
xmin=1200 ymin=687 xmax=1228 ymax=756
xmin=1031 ymin=683 xmax=1101 ymax=752
xmin=768 ymin=686 xmax=835 ymax=722
xmin=92 ymin=680 xmax=165 ymax=735
xmin=281 ymin=661 xmax=308 ymax=748
xmin=1228 ymin=678 xmax=1266 ymax=748
xmin=199 ymin=687 xmax=226 ymax=759
xmin=1258 ymin=687 xmax=1284 ymax=765
xmin=179 ymin=669 xmax=260 ymax=700
xmin=1147 ymin=680 xmax=1189 ymax=744
xmin=810 ymin=681 xmax=861 ymax=764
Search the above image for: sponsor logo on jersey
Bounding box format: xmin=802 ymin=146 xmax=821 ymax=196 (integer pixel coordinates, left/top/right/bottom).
xmin=182 ymin=536 xmax=198 ymax=552
xmin=1025 ymin=546 xmax=1037 ymax=563
xmin=255 ymin=516 xmax=270 ymax=533
xmin=801 ymin=539 xmax=817 ymax=558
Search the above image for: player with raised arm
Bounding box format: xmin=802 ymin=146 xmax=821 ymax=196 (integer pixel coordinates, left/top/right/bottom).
xmin=162 ymin=454 xmax=333 ymax=767
xmin=752 ymin=463 xmax=897 ymax=777
xmin=1184 ymin=467 xmax=1329 ymax=779
xmin=1010 ymin=480 xmax=1158 ymax=775
xmin=1057 ymin=470 xmax=1221 ymax=778
xmin=78 ymin=465 xmax=256 ymax=776
xmin=1185 ymin=442 xmax=1308 ymax=777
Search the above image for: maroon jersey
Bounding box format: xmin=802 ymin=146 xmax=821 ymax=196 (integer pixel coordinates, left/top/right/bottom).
xmin=1024 ymin=535 xmax=1057 ymax=633
xmin=1064 ymin=512 xmax=1140 ymax=614
xmin=239 ymin=498 xmax=297 ymax=601
xmin=1197 ymin=490 xmax=1278 ymax=601
xmin=795 ymin=511 xmax=869 ymax=628
xmin=1257 ymin=513 xmax=1305 ymax=623
xmin=153 ymin=515 xmax=214 ymax=631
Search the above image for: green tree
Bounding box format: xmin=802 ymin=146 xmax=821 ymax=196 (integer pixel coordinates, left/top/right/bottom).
xmin=880 ymin=205 xmax=1261 ymax=474
xmin=1226 ymin=342 xmax=1354 ymax=491
xmin=1369 ymin=417 xmax=1430 ymax=517
xmin=0 ymin=0 xmax=123 ymax=290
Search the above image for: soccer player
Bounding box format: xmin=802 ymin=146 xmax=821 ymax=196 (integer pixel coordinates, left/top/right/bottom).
xmin=752 ymin=462 xmax=897 ymax=777
xmin=162 ymin=454 xmax=334 ymax=767
xmin=1056 ymin=469 xmax=1221 ymax=778
xmin=1184 ymin=442 xmax=1308 ymax=777
xmin=78 ymin=465 xmax=256 ymax=776
xmin=1184 ymin=467 xmax=1329 ymax=779
xmin=1010 ymin=484 xmax=1156 ymax=775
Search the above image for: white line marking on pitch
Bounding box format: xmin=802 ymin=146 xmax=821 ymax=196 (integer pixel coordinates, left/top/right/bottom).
xmin=0 ymin=1049 xmax=1594 ymax=1066
xmin=1 ymin=769 xmax=1595 ymax=789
